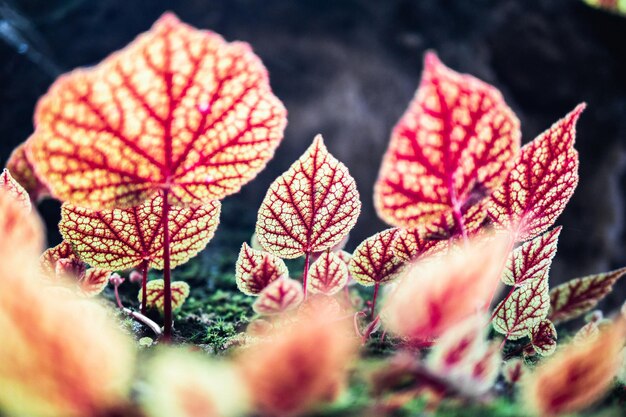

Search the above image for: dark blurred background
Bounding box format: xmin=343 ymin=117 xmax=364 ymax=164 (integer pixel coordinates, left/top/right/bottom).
xmin=1 ymin=0 xmax=625 ymax=307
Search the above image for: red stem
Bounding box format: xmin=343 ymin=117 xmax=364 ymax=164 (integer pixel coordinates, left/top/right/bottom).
xmin=162 ymin=189 xmax=173 ymax=340
xmin=452 ymin=202 xmax=468 ymax=244
xmin=113 ymin=280 xmax=161 ymax=336
xmin=140 ymin=259 xmax=149 ymax=315
xmin=302 ymin=251 xmax=311 ymax=299
xmin=371 ymin=283 xmax=380 ymax=319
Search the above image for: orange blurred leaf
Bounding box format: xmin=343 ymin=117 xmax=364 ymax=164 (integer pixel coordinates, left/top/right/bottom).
xmin=140 ymin=279 xmax=190 ymax=313
xmin=523 ymin=319 xmax=626 ymax=417
xmin=307 ymin=251 xmax=349 ymax=295
xmin=255 ymin=135 xmax=361 ymax=258
xmin=0 ymin=187 xmax=44 ymax=257
xmin=5 ymin=143 xmax=49 ymax=202
xmin=27 ymin=13 xmax=286 ymax=210
xmin=235 ymin=242 xmax=288 ymax=295
xmin=374 ymin=52 xmax=520 ymax=229
xmin=549 ymin=266 xmax=626 ymax=324
xmin=488 ymin=105 xmax=584 ymax=242
xmin=348 ymin=228 xmax=406 ymax=286
xmin=252 ymin=278 xmax=304 ymax=315
xmin=60 ymin=193 xmax=220 ymax=270
xmin=0 ymin=169 xmax=31 ymax=211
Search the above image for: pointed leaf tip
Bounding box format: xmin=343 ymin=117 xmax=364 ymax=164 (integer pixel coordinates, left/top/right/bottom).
xmin=235 ymin=242 xmax=288 ymax=295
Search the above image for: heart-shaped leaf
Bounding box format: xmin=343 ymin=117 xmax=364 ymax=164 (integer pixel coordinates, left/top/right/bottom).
xmin=307 ymin=251 xmax=349 ymax=295
xmin=488 ymin=105 xmax=585 ymax=242
xmin=348 ymin=228 xmax=406 ymax=286
xmin=253 ymin=278 xmax=304 ymax=315
xmin=60 ymin=193 xmax=220 ymax=270
xmin=256 ymin=135 xmax=361 ymax=258
xmin=235 ymin=242 xmax=288 ymax=295
xmin=140 ymin=279 xmax=190 ymax=313
xmin=528 ymin=319 xmax=557 ymax=357
xmin=549 ymin=266 xmax=626 ymax=324
xmin=503 ymin=227 xmax=561 ymax=287
xmin=27 ymin=13 xmax=286 ymax=210
xmin=374 ymin=52 xmax=520 ymax=229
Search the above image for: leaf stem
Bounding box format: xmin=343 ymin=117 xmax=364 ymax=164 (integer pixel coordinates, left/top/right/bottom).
xmin=452 ymin=202 xmax=468 ymax=244
xmin=302 ymin=251 xmax=311 ymax=299
xmin=140 ymin=259 xmax=149 ymax=315
xmin=162 ymin=189 xmax=173 ymax=340
xmin=371 ymin=282 xmax=380 ymax=319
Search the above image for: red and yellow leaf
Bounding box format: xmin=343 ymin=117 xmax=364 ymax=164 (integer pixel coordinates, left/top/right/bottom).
xmin=348 ymin=228 xmax=406 ymax=286
xmin=529 ymin=319 xmax=558 ymax=357
xmin=256 ymin=135 xmax=361 ymax=258
xmin=503 ymin=227 xmax=561 ymax=286
xmin=493 ymin=272 xmax=550 ymax=340
xmin=383 ymin=234 xmax=510 ymax=342
xmin=0 ymin=169 xmax=31 ymax=212
xmin=235 ymin=242 xmax=288 ymax=296
xmin=391 ymin=227 xmax=447 ymax=263
xmin=252 ymin=278 xmax=304 ymax=315
xmin=237 ymin=307 xmax=357 ymax=417
xmin=40 ymin=241 xmax=77 ymax=275
xmin=79 ymin=268 xmax=112 ymax=297
xmin=488 ymin=105 xmax=585 ymax=242
xmin=140 ymin=279 xmax=190 ymax=313
xmin=0 ymin=247 xmax=134 ymax=417
xmin=307 ymin=251 xmax=349 ymax=295
xmin=60 ymin=193 xmax=220 ymax=270
xmin=548 ymin=266 xmax=626 ymax=324
xmin=374 ymin=52 xmax=520 ymax=229
xmin=427 ymin=315 xmax=502 ymax=396
xmin=142 ymin=349 xmax=249 ymax=417
xmin=27 ymin=13 xmax=286 ymax=210
xmin=523 ymin=319 xmax=626 ymax=417
xmin=5 ymin=143 xmax=49 ymax=202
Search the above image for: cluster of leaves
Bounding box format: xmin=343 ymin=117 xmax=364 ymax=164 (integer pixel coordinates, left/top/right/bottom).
xmin=1 ymin=12 xmax=626 ymax=417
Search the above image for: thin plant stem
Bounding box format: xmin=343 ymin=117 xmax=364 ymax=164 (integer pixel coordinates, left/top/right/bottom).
xmin=113 ymin=278 xmax=161 ymax=336
xmin=162 ymin=189 xmax=173 ymax=340
xmin=302 ymin=251 xmax=311 ymax=299
xmin=140 ymin=259 xmax=149 ymax=315
xmin=371 ymin=282 xmax=380 ymax=319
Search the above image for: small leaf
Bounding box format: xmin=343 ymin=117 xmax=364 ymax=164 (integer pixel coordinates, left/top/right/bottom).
xmin=235 ymin=242 xmax=288 ymax=295
xmin=5 ymin=143 xmax=49 ymax=201
xmin=549 ymin=266 xmax=626 ymax=324
xmin=28 ymin=13 xmax=286 ymax=210
xmin=255 ymin=135 xmax=361 ymax=258
xmin=391 ymin=227 xmax=447 ymax=262
xmin=529 ymin=319 xmax=558 ymax=357
xmin=79 ymin=268 xmax=112 ymax=297
xmin=307 ymin=251 xmax=349 ymax=295
xmin=348 ymin=228 xmax=406 ymax=286
xmin=573 ymin=321 xmax=600 ymax=345
xmin=503 ymin=227 xmax=561 ymax=286
xmin=0 ymin=188 xmax=44 ymax=257
xmin=522 ymin=319 xmax=626 ymax=417
xmin=0 ymin=169 xmax=31 ymax=212
xmin=493 ymin=273 xmax=550 ymax=340
xmin=374 ymin=52 xmax=520 ymax=229
xmin=488 ymin=105 xmax=585 ymax=241
xmin=252 ymin=278 xmax=304 ymax=315
xmin=41 ymin=241 xmax=77 ymax=275
xmin=60 ymin=193 xmax=220 ymax=270
xmin=140 ymin=279 xmax=190 ymax=313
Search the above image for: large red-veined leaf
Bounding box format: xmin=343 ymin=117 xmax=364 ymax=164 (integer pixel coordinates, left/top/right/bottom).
xmin=307 ymin=251 xmax=349 ymax=295
xmin=255 ymin=135 xmax=361 ymax=258
xmin=374 ymin=52 xmax=520 ymax=229
xmin=548 ymin=267 xmax=626 ymax=324
xmin=27 ymin=13 xmax=286 ymax=210
xmin=502 ymin=227 xmax=561 ymax=287
xmin=391 ymin=227 xmax=448 ymax=263
xmin=0 ymin=169 xmax=31 ymax=211
xmin=235 ymin=242 xmax=288 ymax=296
xmin=348 ymin=228 xmax=406 ymax=286
xmin=488 ymin=105 xmax=585 ymax=242
xmin=383 ymin=235 xmax=510 ymax=342
xmin=253 ymin=278 xmax=304 ymax=315
xmin=427 ymin=315 xmax=501 ymax=397
xmin=59 ymin=193 xmax=220 ymax=270
xmin=528 ymin=319 xmax=557 ymax=357
xmin=493 ymin=272 xmax=550 ymax=340
xmin=139 ymin=279 xmax=190 ymax=313
xmin=522 ymin=320 xmax=626 ymax=417
xmin=5 ymin=143 xmax=49 ymax=202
